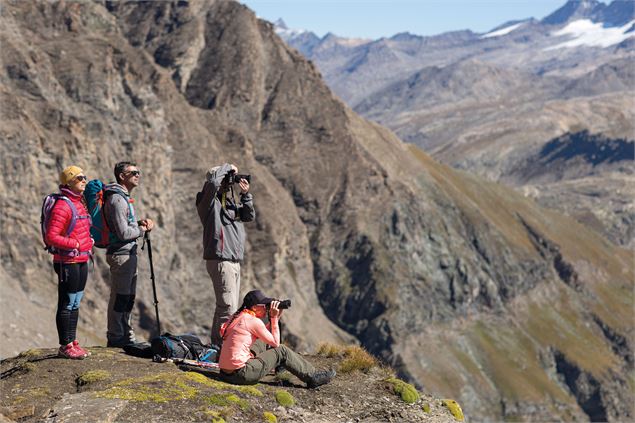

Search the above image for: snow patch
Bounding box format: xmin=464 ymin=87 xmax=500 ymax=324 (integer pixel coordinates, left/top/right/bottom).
xmin=546 ymin=19 xmax=635 ymax=50
xmin=275 ymin=26 xmax=310 ymax=39
xmin=482 ymin=22 xmax=524 ymax=39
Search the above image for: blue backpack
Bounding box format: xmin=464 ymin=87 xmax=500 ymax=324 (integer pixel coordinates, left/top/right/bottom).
xmin=84 ymin=180 xmax=131 ymax=248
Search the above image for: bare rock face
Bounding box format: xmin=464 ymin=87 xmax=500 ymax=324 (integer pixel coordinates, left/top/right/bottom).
xmin=1 ymin=1 xmax=633 ymax=421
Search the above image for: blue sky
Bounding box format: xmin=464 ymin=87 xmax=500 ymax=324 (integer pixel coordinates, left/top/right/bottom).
xmin=240 ymin=0 xmax=593 ymax=39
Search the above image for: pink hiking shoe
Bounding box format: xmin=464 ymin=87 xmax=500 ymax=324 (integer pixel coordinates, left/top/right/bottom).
xmin=58 ymin=343 xmax=85 ymax=359
xmin=72 ymin=340 xmax=91 ymax=357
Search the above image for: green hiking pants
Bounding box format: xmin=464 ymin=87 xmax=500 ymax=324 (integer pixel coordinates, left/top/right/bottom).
xmin=220 ymin=340 xmax=315 ymax=385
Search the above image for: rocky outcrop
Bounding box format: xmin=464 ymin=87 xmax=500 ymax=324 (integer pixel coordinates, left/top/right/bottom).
xmin=1 ymin=1 xmax=633 ymax=421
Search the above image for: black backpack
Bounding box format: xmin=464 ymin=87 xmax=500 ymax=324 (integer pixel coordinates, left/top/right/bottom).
xmin=150 ymin=333 xmax=207 ymax=360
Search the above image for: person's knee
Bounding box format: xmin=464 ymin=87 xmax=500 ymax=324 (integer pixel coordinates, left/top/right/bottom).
xmin=71 ymin=291 xmax=84 ymax=310
xmin=113 ymin=294 xmax=135 ymax=312
xmin=276 ymin=345 xmax=292 ymax=361
xmin=65 ymin=292 xmax=78 ymax=311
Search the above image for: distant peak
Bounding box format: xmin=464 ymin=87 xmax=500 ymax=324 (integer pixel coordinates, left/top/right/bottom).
xmin=274 ymin=18 xmax=288 ymax=29
xmin=542 ymin=0 xmax=605 ymax=25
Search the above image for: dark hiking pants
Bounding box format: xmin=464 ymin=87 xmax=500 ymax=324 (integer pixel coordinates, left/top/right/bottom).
xmin=220 ymin=340 xmax=316 ymax=385
xmin=54 ymin=262 xmax=88 ymax=345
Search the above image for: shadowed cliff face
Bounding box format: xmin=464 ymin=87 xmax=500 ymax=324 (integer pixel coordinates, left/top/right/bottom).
xmin=1 ymin=1 xmax=633 ymax=421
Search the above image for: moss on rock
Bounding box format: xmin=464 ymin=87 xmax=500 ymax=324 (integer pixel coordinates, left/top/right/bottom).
xmin=274 ymin=390 xmax=295 ymax=407
xmin=442 ymin=399 xmax=465 ymax=421
xmin=422 ymin=403 xmax=431 ymax=413
xmin=183 ymin=372 xmax=263 ymax=397
xmin=77 ymin=370 xmax=111 ymax=386
xmin=386 ymin=378 xmax=420 ymax=404
xmin=17 ymin=349 xmax=41 ymax=359
xmin=95 ymin=373 xmax=199 ymax=402
xmin=263 ymin=411 xmax=277 ymax=422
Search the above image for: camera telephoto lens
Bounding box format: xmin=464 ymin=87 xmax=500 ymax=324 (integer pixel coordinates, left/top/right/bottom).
xmin=278 ymin=299 xmax=291 ymax=309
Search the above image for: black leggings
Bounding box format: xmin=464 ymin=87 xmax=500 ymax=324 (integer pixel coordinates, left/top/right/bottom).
xmin=54 ymin=262 xmax=88 ymax=345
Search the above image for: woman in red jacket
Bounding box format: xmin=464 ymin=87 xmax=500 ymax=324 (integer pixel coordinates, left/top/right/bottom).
xmin=45 ymin=165 xmax=93 ymax=359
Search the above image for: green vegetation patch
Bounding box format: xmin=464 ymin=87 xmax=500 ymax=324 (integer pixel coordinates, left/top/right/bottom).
xmin=203 ymin=410 xmax=226 ymax=423
xmin=18 ymin=349 xmax=42 ymax=359
xmin=386 ymin=378 xmax=420 ymax=404
xmin=77 ymin=370 xmax=111 ymax=386
xmin=441 ymin=399 xmax=465 ymax=421
xmin=263 ymin=411 xmax=277 ymax=422
xmin=422 ymin=403 xmax=431 ymax=413
xmin=95 ymin=373 xmax=199 ymax=403
xmin=274 ymin=390 xmax=295 ymax=407
xmin=20 ymin=362 xmax=36 ymax=373
xmin=183 ymin=371 xmax=263 ymax=397
xmin=206 ymin=393 xmax=249 ymax=411
xmin=12 ymin=387 xmax=50 ymax=405
xmin=316 ymin=343 xmax=378 ymax=373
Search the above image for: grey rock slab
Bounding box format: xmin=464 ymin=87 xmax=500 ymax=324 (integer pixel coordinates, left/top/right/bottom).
xmin=43 ymin=392 xmax=127 ymax=423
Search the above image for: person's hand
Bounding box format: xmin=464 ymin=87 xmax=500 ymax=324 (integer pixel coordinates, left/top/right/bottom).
xmin=144 ymin=218 xmax=155 ymax=231
xmin=269 ymin=301 xmax=281 ymax=319
xmin=239 ymin=178 xmax=250 ymax=194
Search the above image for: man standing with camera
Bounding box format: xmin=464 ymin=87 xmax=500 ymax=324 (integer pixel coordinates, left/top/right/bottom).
xmin=196 ymin=163 xmax=255 ymax=347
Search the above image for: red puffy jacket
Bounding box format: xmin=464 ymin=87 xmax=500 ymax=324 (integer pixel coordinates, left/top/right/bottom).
xmin=45 ymin=187 xmax=93 ymax=263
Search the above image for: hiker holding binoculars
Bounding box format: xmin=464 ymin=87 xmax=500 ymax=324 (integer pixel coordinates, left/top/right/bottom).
xmin=218 ymin=290 xmax=336 ymax=388
xmin=196 ymin=163 xmax=255 ymax=348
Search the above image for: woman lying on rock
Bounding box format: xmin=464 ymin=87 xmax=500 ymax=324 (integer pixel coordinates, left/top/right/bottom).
xmin=218 ymin=290 xmax=335 ymax=388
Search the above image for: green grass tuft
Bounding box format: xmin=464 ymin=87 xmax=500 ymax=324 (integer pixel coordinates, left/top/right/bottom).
xmin=442 ymin=399 xmax=465 ymax=421
xmin=77 ymin=370 xmax=111 ymax=386
xmin=316 ymin=343 xmax=378 ymax=373
xmin=274 ymin=390 xmax=295 ymax=407
xmin=263 ymin=411 xmax=277 ymax=422
xmin=386 ymin=378 xmax=420 ymax=404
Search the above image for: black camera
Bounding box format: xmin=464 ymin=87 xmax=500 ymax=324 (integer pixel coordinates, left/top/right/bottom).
xmin=226 ymin=170 xmax=251 ymax=185
xmin=267 ymin=299 xmax=291 ymax=310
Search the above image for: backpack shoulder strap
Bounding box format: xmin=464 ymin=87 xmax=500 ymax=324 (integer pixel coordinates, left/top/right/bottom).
xmin=57 ymin=196 xmax=79 ymax=236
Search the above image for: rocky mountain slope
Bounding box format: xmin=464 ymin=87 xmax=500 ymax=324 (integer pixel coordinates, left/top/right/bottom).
xmin=1 ymin=1 xmax=633 ymax=421
xmin=278 ymin=0 xmax=635 ymax=248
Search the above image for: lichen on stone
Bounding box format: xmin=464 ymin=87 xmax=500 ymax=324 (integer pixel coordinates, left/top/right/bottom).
xmin=263 ymin=411 xmax=277 ymax=422
xmin=183 ymin=372 xmax=263 ymax=397
xmin=95 ymin=373 xmax=198 ymax=402
xmin=441 ymin=399 xmax=465 ymax=421
xmin=422 ymin=402 xmax=431 ymax=413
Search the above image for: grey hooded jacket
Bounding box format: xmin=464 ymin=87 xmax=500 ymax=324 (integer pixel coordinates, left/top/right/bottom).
xmin=103 ymin=183 xmax=145 ymax=255
xmin=196 ymin=163 xmax=255 ymax=261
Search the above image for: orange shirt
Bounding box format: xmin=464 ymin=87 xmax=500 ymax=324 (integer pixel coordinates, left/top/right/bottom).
xmin=218 ymin=310 xmax=280 ymax=370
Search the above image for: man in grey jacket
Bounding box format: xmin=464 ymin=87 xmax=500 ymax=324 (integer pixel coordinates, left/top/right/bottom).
xmin=196 ymin=163 xmax=255 ymax=347
xmin=104 ymin=161 xmax=154 ymax=347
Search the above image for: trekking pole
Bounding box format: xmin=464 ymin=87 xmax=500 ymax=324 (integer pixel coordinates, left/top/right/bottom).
xmin=143 ymin=232 xmax=162 ymax=337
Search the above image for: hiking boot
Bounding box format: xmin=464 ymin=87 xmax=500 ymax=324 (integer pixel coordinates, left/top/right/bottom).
xmin=307 ymin=369 xmax=336 ymax=388
xmin=58 ymin=343 xmax=85 ymax=360
xmin=72 ymin=340 xmax=91 ymax=357
xmin=107 ymin=339 xmax=136 ymax=348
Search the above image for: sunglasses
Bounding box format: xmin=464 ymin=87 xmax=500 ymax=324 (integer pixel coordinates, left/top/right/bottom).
xmin=74 ymin=175 xmax=87 ymax=182
xmin=125 ymin=170 xmax=141 ymax=177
